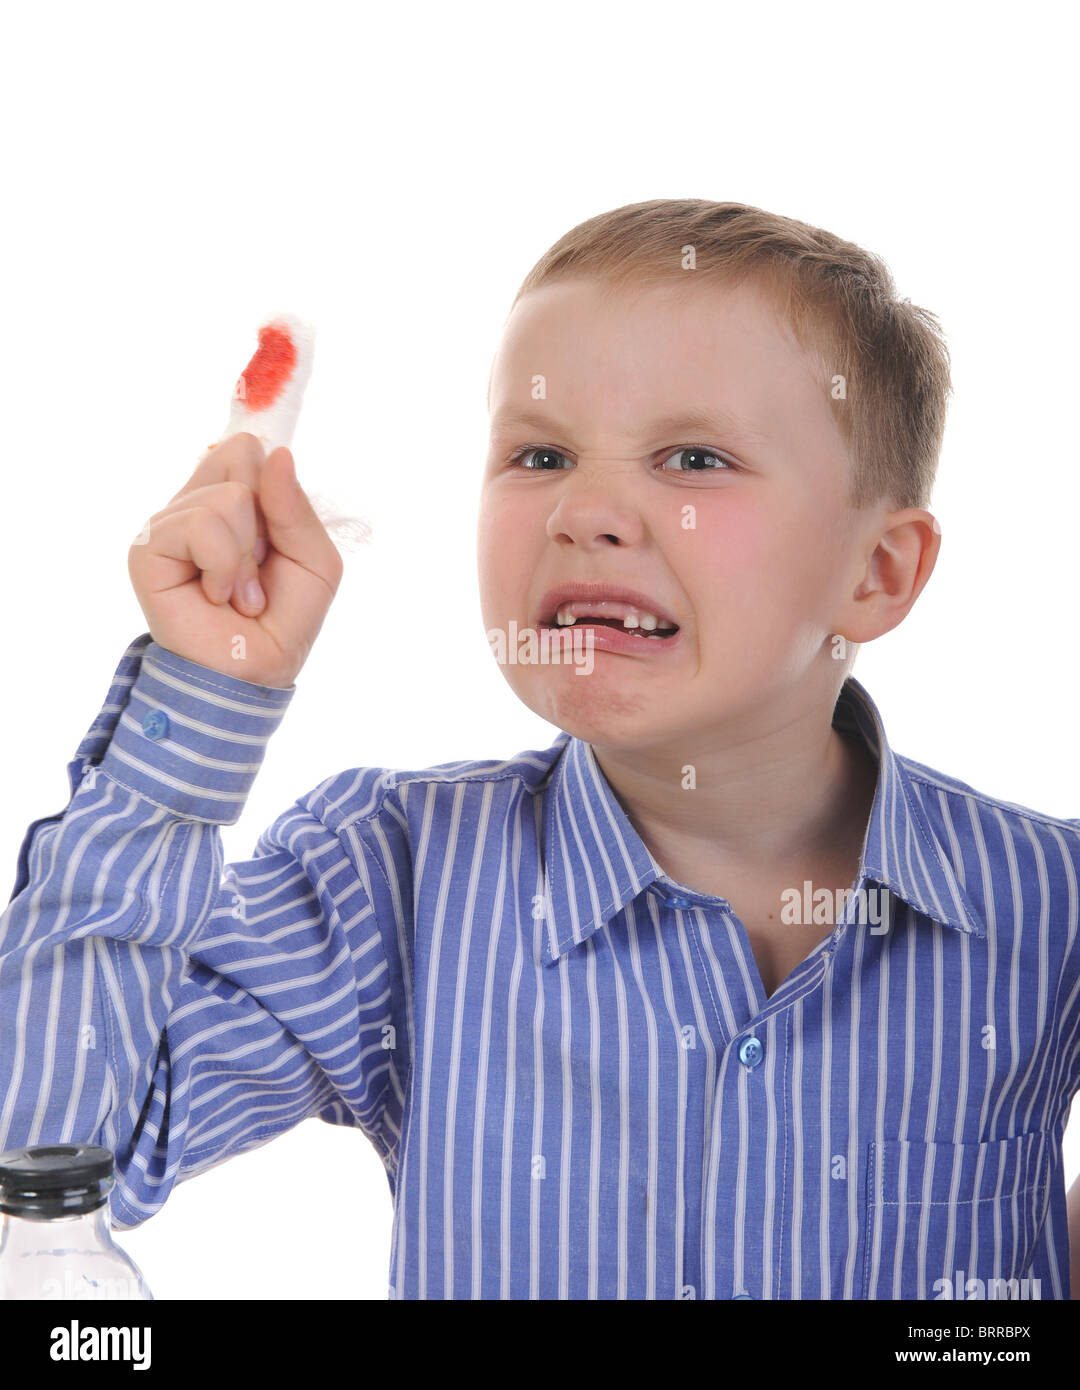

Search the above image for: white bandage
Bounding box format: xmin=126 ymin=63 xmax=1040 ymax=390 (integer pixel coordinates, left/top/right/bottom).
xmin=222 ymin=312 xmax=316 ymax=454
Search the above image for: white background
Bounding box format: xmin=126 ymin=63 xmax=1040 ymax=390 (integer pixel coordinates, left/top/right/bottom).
xmin=1 ymin=0 xmax=1077 ymax=1299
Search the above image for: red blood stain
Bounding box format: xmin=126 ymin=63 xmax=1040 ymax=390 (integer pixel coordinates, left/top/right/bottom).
xmin=234 ymin=323 xmax=297 ymax=411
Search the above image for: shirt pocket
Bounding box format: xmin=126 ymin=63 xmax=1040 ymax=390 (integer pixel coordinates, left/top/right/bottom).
xmin=860 ymin=1128 xmax=1053 ymax=1300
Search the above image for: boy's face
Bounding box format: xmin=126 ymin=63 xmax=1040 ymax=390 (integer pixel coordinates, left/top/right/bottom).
xmin=478 ymin=274 xmax=884 ymax=747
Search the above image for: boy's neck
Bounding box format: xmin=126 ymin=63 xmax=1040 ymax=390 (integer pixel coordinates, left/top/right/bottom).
xmin=589 ymin=695 xmax=880 ymax=901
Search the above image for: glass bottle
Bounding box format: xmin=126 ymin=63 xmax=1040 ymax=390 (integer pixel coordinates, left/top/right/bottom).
xmin=0 ymin=1143 xmax=152 ymax=1300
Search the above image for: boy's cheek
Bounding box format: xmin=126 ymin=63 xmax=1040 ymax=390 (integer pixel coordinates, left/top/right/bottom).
xmin=700 ymin=503 xmax=832 ymax=585
xmin=689 ymin=506 xmax=772 ymax=586
xmin=476 ymin=513 xmax=524 ymax=584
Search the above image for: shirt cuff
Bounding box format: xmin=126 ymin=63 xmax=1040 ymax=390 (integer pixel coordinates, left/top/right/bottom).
xmin=95 ymin=639 xmax=295 ymax=823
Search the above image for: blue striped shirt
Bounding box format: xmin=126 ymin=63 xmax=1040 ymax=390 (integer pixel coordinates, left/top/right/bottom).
xmin=3 ymin=634 xmax=1080 ymax=1299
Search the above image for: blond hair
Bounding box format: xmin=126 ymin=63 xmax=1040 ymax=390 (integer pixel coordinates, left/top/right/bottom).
xmin=510 ymin=199 xmax=951 ymax=511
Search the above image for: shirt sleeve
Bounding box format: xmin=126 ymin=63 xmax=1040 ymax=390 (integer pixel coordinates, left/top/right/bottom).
xmin=0 ymin=635 xmax=404 ymax=1230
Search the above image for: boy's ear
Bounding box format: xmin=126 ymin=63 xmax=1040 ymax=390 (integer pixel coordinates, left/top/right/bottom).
xmin=840 ymin=508 xmax=941 ymax=644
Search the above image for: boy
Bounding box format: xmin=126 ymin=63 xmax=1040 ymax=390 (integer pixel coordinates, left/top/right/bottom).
xmin=2 ymin=199 xmax=1079 ymax=1300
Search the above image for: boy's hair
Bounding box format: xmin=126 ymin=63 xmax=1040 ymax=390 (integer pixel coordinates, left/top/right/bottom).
xmin=510 ymin=199 xmax=951 ymax=512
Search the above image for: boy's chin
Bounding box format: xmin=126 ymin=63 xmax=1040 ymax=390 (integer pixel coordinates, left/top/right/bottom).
xmin=509 ymin=667 xmax=687 ymax=746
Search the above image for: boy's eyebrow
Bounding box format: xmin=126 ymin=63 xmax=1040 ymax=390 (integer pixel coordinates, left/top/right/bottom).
xmin=488 ymin=406 xmax=770 ymax=444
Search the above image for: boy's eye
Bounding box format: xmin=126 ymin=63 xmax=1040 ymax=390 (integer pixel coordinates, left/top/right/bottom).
xmin=508 ymin=446 xmax=571 ymax=471
xmin=660 ymin=447 xmax=734 ymax=473
xmin=507 ymin=445 xmax=736 ymax=472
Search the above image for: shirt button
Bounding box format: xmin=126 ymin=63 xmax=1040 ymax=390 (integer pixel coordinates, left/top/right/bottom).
xmin=731 ymin=1291 xmax=754 ymax=1299
xmin=665 ymin=894 xmax=694 ymax=909
xmin=142 ymin=710 xmax=170 ymax=741
xmin=738 ymin=1035 xmax=763 ymax=1068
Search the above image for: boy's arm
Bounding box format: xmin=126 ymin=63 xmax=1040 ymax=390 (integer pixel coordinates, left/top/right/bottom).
xmin=0 ymin=635 xmax=401 ymax=1228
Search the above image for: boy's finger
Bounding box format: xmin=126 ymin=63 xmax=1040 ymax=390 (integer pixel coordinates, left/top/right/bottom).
xmin=168 ymin=432 xmax=264 ymax=503
xmin=163 ymin=432 xmax=270 ymax=558
xmin=258 ymin=447 xmax=342 ymax=590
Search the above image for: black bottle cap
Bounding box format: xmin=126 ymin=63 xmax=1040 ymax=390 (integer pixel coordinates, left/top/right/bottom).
xmin=0 ymin=1143 xmax=115 ymax=1219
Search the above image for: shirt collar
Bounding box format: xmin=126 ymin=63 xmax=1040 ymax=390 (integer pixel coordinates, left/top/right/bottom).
xmin=540 ymin=676 xmax=985 ymax=965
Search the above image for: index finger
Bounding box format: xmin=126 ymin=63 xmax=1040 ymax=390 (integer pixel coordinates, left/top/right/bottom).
xmin=162 ymin=432 xmax=270 ymax=557
xmin=168 ymin=430 xmax=268 ymax=504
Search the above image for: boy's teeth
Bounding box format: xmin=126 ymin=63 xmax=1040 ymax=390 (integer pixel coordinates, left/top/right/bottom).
xmin=555 ymin=605 xmax=671 ymax=632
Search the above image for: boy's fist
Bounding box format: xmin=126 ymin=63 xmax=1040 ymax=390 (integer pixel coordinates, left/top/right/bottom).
xmin=128 ymin=432 xmax=343 ymax=689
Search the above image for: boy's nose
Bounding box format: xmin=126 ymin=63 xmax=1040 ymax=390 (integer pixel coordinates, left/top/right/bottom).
xmin=545 ymin=487 xmax=648 ymax=549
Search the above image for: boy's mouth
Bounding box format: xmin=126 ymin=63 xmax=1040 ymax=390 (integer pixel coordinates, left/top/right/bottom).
xmin=536 ymin=611 xmax=684 ymax=658
xmin=533 ymin=583 xmax=678 ymax=633
xmin=533 ymin=594 xmax=678 ymax=658
xmin=541 ymin=610 xmax=679 ymax=640
xmin=531 ymin=585 xmax=684 ymax=658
